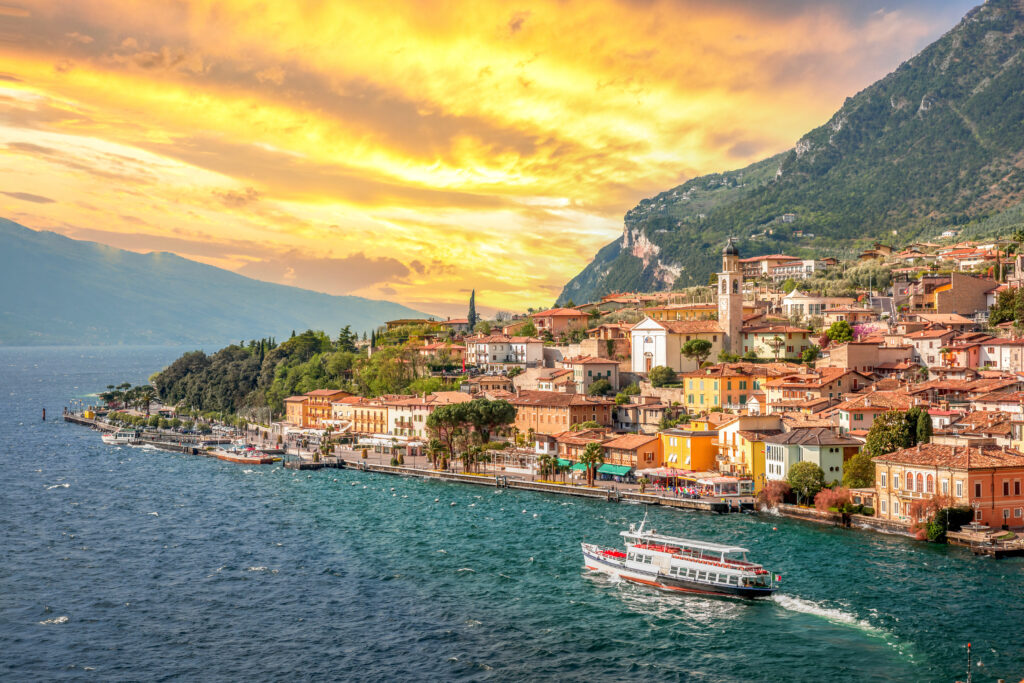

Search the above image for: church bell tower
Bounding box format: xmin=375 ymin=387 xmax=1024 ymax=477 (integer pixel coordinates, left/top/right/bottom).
xmin=717 ymin=239 xmax=743 ymax=355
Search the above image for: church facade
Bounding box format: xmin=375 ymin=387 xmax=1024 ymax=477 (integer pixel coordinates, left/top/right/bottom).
xmin=630 ymin=240 xmax=744 ymax=374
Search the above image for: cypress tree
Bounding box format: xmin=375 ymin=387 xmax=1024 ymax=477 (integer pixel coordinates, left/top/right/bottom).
xmin=916 ymin=409 xmax=933 ymax=444
xmin=468 ymin=290 xmax=478 ymax=330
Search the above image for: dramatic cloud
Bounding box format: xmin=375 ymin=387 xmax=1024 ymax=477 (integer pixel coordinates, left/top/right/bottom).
xmin=0 ymin=0 xmax=979 ymax=311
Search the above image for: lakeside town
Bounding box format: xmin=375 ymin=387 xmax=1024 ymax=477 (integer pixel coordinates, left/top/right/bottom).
xmin=75 ymin=236 xmax=1024 ymax=554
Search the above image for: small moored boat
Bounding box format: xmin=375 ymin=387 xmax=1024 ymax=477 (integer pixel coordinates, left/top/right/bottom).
xmin=582 ymin=515 xmax=778 ymax=599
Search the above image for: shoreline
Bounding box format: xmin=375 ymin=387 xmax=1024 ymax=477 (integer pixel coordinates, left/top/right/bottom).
xmin=64 ymin=412 xmax=930 ymax=543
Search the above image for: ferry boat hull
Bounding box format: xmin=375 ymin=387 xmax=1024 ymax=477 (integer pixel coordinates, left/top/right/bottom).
xmin=582 ymin=543 xmax=773 ymax=599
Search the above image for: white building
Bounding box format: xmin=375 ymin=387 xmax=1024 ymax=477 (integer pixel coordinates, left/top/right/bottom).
xmin=630 ymin=318 xmax=724 ymax=373
xmin=464 ymin=334 xmax=544 ymax=373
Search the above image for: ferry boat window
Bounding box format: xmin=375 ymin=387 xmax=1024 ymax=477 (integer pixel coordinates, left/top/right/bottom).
xmin=697 ymin=571 xmax=707 ymax=581
xmin=728 ymin=576 xmax=739 ymax=585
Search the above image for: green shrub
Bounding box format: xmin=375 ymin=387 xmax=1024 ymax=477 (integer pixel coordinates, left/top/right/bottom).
xmin=861 ymin=506 xmax=875 ymax=516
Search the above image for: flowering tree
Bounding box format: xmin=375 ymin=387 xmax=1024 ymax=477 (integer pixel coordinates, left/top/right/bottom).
xmin=756 ymin=480 xmax=790 ymax=510
xmin=814 ymin=486 xmax=852 ymax=512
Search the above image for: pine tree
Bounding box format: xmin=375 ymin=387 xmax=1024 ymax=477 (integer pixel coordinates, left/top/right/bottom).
xmin=468 ymin=290 xmax=478 ymax=330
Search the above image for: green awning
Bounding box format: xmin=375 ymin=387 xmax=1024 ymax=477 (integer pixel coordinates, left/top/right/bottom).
xmin=598 ymin=464 xmax=633 ymax=476
xmin=570 ymin=462 xmax=588 ymax=471
xmin=556 ymin=458 xmax=572 ymax=468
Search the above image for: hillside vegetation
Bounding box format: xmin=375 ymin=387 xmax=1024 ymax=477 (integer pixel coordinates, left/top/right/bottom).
xmin=559 ymin=0 xmax=1024 ymax=304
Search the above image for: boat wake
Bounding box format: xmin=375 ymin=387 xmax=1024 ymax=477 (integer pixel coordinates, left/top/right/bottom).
xmin=46 ymin=483 xmax=70 ymax=489
xmin=771 ymin=594 xmax=882 ymax=634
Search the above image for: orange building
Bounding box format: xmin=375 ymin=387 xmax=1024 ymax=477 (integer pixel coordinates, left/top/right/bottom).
xmin=304 ymin=389 xmax=352 ymax=428
xmin=875 ymin=444 xmax=1024 ymax=528
xmin=284 ymin=396 xmax=309 ymax=427
xmin=603 ymin=434 xmax=663 ymax=470
xmin=511 ymin=390 xmax=613 ymax=436
xmin=530 ymin=307 xmax=591 ymax=336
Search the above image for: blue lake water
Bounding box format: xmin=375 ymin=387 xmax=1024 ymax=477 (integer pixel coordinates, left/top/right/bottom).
xmin=1 ymin=346 xmax=1021 ymax=681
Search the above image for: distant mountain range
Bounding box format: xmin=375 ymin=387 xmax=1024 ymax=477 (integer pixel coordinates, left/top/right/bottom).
xmin=0 ymin=218 xmax=431 ymax=346
xmin=559 ymin=0 xmax=1024 ymax=305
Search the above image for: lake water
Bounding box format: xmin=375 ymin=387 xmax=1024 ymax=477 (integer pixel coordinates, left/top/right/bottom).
xmin=1 ymin=346 xmax=1021 ymax=681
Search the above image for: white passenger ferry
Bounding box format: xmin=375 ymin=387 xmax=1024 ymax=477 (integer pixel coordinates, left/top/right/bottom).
xmin=101 ymin=429 xmax=139 ymax=445
xmin=582 ymin=515 xmax=778 ymax=599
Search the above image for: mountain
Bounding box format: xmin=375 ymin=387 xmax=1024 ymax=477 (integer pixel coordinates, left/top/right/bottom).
xmin=0 ymin=218 xmax=432 ymax=346
xmin=559 ymin=0 xmax=1024 ymax=305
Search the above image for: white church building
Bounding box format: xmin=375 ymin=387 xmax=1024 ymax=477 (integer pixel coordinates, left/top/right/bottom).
xmin=630 ymin=239 xmax=744 ymax=375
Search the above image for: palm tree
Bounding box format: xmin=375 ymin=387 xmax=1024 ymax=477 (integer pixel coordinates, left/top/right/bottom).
xmin=767 ymin=335 xmax=785 ymax=361
xmin=579 ymin=442 xmax=605 ymax=488
xmin=637 ymin=476 xmax=649 ymax=494
xmin=538 ymin=452 xmax=557 ymax=481
xmin=136 ymin=385 xmax=156 ymax=416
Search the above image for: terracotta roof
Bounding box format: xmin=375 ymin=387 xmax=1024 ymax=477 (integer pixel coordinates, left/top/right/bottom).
xmin=835 ymin=390 xmax=915 ymax=413
xmin=284 ymin=396 xmax=308 ymax=403
xmin=531 ymin=307 xmax=589 ymax=317
xmin=762 ymin=428 xmax=860 ymax=446
xmin=904 ymin=328 xmax=955 ymax=340
xmin=603 ymin=434 xmax=660 ymax=450
xmin=742 ymin=325 xmax=811 ymax=334
xmin=738 ymin=254 xmax=800 ymax=263
xmin=554 ymin=429 xmax=610 ymax=446
xmin=562 ymin=355 xmax=617 ymax=365
xmin=656 ymin=320 xmax=724 ymax=334
xmin=875 ymin=444 xmax=1024 ymax=469
xmin=305 ymin=389 xmax=349 ymax=397
xmin=511 ymin=390 xmax=612 ymax=408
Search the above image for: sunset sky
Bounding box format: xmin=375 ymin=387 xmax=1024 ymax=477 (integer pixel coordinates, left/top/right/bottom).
xmin=0 ymin=0 xmax=978 ymax=316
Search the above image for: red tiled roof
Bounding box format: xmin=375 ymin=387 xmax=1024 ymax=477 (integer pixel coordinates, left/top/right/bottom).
xmin=655 ymin=320 xmax=724 ymax=334
xmin=603 ymin=434 xmax=660 ymax=450
xmin=875 ymin=443 xmax=1024 ymax=469
xmin=511 ymin=390 xmax=612 ymax=407
xmin=531 ymin=307 xmax=589 ymax=317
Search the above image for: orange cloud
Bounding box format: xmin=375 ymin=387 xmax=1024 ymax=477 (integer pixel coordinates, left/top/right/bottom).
xmin=0 ymin=0 xmax=977 ymax=311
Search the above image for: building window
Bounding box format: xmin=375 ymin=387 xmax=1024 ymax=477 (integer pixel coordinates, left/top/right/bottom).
xmin=881 ymin=472 xmax=887 ymax=488
xmin=880 ymin=500 xmax=887 ymax=514
xmin=1017 ymin=481 xmax=1021 ymax=496
xmin=1016 ymin=508 xmax=1023 ymax=518
xmin=975 ymin=482 xmax=982 ymax=498
xmin=1004 ymin=481 xmax=1010 ymax=497
xmin=906 ymin=472 xmax=914 ymax=491
xmin=976 ymin=509 xmax=983 ymax=521
xmin=941 ymin=479 xmax=949 ymax=495
xmin=956 ymin=481 xmax=963 ymax=497
xmin=894 ymin=501 xmax=900 ymax=515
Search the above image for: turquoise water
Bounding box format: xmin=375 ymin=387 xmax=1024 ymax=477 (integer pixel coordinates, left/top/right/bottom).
xmin=1 ymin=346 xmax=1021 ymax=681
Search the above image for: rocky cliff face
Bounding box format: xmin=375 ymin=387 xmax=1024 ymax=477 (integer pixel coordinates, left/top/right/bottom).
xmin=558 ymin=0 xmax=1024 ymax=305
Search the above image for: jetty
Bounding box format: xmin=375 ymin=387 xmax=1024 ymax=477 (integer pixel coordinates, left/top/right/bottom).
xmin=947 ymin=524 xmax=1024 ymax=559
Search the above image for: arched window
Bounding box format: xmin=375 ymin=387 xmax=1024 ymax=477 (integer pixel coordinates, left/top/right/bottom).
xmin=721 ymin=280 xmax=727 ymax=294
xmin=732 ymin=279 xmax=739 ymax=294
xmin=906 ymin=472 xmax=914 ymax=491
xmin=917 ymin=473 xmax=923 ymax=492
xmin=926 ymin=474 xmax=934 ymax=494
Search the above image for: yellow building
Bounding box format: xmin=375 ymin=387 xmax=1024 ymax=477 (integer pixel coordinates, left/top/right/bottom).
xmin=716 ymin=415 xmax=783 ymax=493
xmin=660 ymin=429 xmax=717 ymax=471
xmin=678 ymin=363 xmax=774 ymax=411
